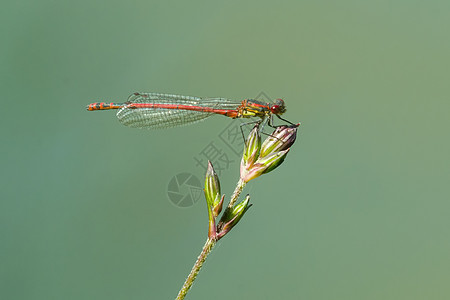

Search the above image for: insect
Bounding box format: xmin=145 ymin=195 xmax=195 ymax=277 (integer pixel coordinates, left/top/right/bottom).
xmin=87 ymin=92 xmax=292 ymax=129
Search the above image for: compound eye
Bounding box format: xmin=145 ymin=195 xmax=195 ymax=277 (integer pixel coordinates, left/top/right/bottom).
xmin=271 ymin=99 xmax=286 ymax=114
xmin=271 ymin=104 xmax=280 ymax=112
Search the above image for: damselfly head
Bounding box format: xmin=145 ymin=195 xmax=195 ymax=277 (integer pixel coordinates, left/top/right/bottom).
xmin=270 ymin=99 xmax=286 ymax=115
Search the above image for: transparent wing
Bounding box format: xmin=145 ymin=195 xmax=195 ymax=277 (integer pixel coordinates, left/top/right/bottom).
xmin=116 ymin=93 xmax=239 ymax=129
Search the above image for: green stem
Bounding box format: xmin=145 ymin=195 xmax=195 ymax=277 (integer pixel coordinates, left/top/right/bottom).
xmin=228 ymin=178 xmax=246 ymax=208
xmin=176 ymin=178 xmax=246 ymax=299
xmin=176 ymin=238 xmax=216 ymax=300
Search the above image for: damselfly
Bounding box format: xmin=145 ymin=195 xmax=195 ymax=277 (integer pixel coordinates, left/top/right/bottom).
xmin=87 ymin=92 xmax=293 ymax=129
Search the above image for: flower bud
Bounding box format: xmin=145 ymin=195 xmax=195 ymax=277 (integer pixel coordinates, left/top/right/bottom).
xmin=241 ymin=124 xmax=261 ymax=169
xmin=204 ymin=161 xmax=224 ymax=239
xmin=204 ymin=161 xmax=222 ymax=217
xmin=260 ymin=124 xmax=298 ymax=158
xmin=217 ymin=195 xmax=252 ymax=240
xmin=240 ymin=124 xmax=298 ymax=182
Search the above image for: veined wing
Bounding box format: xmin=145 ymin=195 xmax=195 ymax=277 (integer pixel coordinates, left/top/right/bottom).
xmin=116 ymin=92 xmax=240 ymax=129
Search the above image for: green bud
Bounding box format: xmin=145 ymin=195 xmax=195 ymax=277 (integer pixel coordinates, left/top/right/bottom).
xmin=259 ymin=149 xmax=290 ymax=174
xmin=204 ymin=161 xmax=221 ymax=214
xmin=217 ymin=195 xmax=252 ymax=240
xmin=242 ymin=124 xmax=261 ymax=168
xmin=204 ymin=161 xmax=224 ymax=239
xmin=240 ymin=124 xmax=298 ymax=182
xmin=260 ymin=124 xmax=298 ymax=158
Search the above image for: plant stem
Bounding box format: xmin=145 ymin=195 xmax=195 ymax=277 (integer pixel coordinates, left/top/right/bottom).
xmin=176 ymin=238 xmax=216 ymax=300
xmin=228 ymin=178 xmax=246 ymax=208
xmin=176 ymin=178 xmax=246 ymax=299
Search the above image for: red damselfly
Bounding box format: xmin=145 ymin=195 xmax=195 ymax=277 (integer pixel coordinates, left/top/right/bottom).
xmin=87 ymin=92 xmax=293 ymax=129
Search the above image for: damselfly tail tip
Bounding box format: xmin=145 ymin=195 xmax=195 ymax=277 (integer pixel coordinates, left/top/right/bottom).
xmin=86 ymin=102 xmax=123 ymax=111
xmin=86 ymin=102 xmax=101 ymax=111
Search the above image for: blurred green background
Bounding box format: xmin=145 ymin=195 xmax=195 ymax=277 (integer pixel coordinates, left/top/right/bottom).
xmin=1 ymin=0 xmax=449 ymax=299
